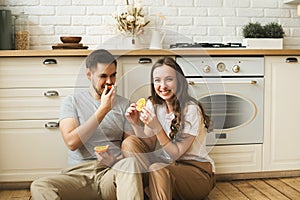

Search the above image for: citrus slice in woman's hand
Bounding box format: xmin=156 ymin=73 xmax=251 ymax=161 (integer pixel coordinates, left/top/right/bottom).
xmin=94 ymin=145 xmax=109 ymax=153
xmin=136 ymin=98 xmax=146 ymax=111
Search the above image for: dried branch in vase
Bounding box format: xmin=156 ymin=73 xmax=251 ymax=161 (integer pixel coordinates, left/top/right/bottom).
xmin=113 ymin=0 xmax=150 ymax=44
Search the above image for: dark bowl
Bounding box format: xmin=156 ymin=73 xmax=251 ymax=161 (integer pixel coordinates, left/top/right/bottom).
xmin=60 ymin=36 xmax=82 ymax=43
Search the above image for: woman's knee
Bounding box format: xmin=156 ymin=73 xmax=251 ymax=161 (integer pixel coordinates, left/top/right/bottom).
xmin=122 ymin=135 xmax=147 ymax=154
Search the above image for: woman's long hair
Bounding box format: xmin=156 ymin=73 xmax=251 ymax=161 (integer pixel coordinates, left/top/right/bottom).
xmin=149 ymin=57 xmax=211 ymax=140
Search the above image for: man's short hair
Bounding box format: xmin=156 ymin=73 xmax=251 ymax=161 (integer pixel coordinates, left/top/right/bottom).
xmin=86 ymin=49 xmax=117 ymax=71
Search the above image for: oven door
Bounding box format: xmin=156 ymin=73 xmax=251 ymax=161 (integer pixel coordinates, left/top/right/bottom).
xmin=187 ymin=77 xmax=264 ymax=146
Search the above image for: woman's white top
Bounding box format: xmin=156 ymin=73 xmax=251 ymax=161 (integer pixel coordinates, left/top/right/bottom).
xmin=147 ymin=100 xmax=215 ymax=172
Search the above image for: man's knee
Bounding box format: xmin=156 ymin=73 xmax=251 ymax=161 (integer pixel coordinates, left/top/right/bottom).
xmin=30 ymin=177 xmax=59 ymax=200
xmin=31 ymin=177 xmax=51 ymax=191
xmin=113 ymin=157 xmax=142 ymax=173
xmin=149 ymin=162 xmax=168 ymax=173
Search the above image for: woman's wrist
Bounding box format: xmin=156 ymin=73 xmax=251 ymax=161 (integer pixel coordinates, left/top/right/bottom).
xmin=156 ymin=128 xmax=171 ymax=147
xmin=152 ymin=125 xmax=163 ymax=135
xmin=160 ymin=139 xmax=170 ymax=147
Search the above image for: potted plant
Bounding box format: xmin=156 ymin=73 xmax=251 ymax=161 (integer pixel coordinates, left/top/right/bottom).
xmin=242 ymin=22 xmax=285 ymax=49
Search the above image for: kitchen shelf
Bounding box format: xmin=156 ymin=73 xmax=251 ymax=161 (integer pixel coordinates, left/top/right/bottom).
xmin=1 ymin=49 xmax=300 ymax=57
xmin=284 ymin=0 xmax=300 ymax=4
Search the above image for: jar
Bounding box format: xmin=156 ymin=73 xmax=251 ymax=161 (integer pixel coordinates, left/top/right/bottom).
xmin=0 ymin=10 xmax=13 ymax=50
xmin=14 ymin=12 xmax=29 ymax=50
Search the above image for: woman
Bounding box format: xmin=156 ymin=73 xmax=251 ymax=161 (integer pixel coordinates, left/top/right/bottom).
xmin=124 ymin=57 xmax=215 ymax=200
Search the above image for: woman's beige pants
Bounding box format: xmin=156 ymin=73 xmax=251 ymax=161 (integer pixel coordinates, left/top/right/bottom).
xmin=122 ymin=135 xmax=215 ymax=200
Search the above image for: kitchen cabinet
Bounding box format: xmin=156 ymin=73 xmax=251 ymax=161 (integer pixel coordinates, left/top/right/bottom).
xmin=117 ymin=56 xmax=168 ymax=102
xmin=0 ymin=57 xmax=88 ymax=181
xmin=263 ymin=56 xmax=300 ymax=171
xmin=0 ymin=55 xmax=167 ymax=182
xmin=1 ymin=50 xmax=300 ymax=183
xmin=117 ymin=55 xmax=262 ymax=174
xmin=207 ymin=145 xmax=262 ymax=174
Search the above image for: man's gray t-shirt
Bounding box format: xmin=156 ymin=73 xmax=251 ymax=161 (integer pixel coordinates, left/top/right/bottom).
xmin=59 ymin=90 xmax=132 ymax=166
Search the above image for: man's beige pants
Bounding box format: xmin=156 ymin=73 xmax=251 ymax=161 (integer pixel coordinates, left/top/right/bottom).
xmin=30 ymin=157 xmax=144 ymax=200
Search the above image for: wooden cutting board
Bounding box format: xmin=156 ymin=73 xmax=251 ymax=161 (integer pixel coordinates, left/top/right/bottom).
xmin=52 ymin=43 xmax=88 ymax=49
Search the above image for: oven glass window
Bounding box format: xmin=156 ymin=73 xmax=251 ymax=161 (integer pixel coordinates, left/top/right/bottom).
xmin=199 ymin=94 xmax=256 ymax=130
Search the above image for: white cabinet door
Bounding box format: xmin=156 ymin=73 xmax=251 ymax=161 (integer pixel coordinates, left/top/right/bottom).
xmin=0 ymin=57 xmax=88 ymax=88
xmin=117 ymin=56 xmax=171 ymax=102
xmin=207 ymin=144 xmax=262 ymax=174
xmin=0 ymin=120 xmax=68 ymax=181
xmin=0 ymin=88 xmax=86 ymax=120
xmin=0 ymin=56 xmax=87 ymax=181
xmin=264 ymin=56 xmax=300 ymax=171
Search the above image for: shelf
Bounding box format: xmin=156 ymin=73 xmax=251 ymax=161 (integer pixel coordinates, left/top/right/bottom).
xmin=284 ymin=0 xmax=300 ymax=4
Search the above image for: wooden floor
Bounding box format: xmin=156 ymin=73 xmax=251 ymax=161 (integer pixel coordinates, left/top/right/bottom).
xmin=209 ymin=176 xmax=300 ymax=200
xmin=0 ymin=177 xmax=299 ymax=200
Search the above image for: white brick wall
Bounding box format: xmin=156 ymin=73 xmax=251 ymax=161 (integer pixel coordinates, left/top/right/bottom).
xmin=1 ymin=0 xmax=299 ymax=49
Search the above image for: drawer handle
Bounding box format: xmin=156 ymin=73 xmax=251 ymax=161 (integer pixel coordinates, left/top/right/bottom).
xmin=44 ymin=90 xmax=59 ymax=97
xmin=138 ymin=58 xmax=152 ymax=64
xmin=45 ymin=122 xmax=59 ymax=129
xmin=189 ymin=80 xmax=258 ymax=84
xmin=188 ymin=81 xmax=195 ymax=85
xmin=286 ymin=57 xmax=298 ymax=63
xmin=43 ymin=59 xmax=57 ymax=65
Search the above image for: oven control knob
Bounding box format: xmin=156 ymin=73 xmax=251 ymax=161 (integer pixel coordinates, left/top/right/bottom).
xmin=217 ymin=62 xmax=226 ymax=72
xmin=232 ymin=65 xmax=240 ymax=73
xmin=203 ymin=65 xmax=211 ymax=73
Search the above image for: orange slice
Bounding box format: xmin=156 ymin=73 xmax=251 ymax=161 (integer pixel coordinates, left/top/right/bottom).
xmin=136 ymin=98 xmax=146 ymax=112
xmin=94 ymin=145 xmax=109 ymax=153
xmin=105 ymin=85 xmax=113 ymax=94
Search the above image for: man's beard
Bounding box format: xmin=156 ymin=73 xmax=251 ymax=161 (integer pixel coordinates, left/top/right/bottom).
xmin=93 ymin=82 xmax=102 ymax=96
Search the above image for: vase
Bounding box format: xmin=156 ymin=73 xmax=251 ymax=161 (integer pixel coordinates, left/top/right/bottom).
xmin=149 ymin=30 xmax=166 ymax=49
xmin=122 ymin=35 xmax=141 ymax=49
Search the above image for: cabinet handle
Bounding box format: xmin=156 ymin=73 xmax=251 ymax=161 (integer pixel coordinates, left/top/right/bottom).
xmin=44 ymin=90 xmax=59 ymax=97
xmin=43 ymin=58 xmax=57 ymax=65
xmin=138 ymin=58 xmax=152 ymax=64
xmin=285 ymin=57 xmax=298 ymax=63
xmin=189 ymin=80 xmax=258 ymax=85
xmin=45 ymin=122 xmax=59 ymax=129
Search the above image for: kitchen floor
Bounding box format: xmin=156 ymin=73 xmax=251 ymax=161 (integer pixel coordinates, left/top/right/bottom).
xmin=0 ymin=176 xmax=299 ymax=200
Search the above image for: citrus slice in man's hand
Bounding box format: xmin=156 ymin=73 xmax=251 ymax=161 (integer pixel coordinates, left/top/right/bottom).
xmin=94 ymin=145 xmax=109 ymax=153
xmin=136 ymin=98 xmax=146 ymax=111
xmin=105 ymin=84 xmax=113 ymax=94
xmin=107 ymin=85 xmax=112 ymax=90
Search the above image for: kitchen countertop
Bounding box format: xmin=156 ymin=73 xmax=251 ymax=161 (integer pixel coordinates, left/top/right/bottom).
xmin=0 ymin=49 xmax=300 ymax=57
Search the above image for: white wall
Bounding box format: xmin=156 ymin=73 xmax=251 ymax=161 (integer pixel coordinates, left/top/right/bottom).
xmin=1 ymin=0 xmax=300 ymax=49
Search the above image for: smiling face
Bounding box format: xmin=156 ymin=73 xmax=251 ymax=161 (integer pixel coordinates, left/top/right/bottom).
xmin=152 ymin=64 xmax=177 ymax=102
xmin=87 ymin=62 xmax=117 ymax=98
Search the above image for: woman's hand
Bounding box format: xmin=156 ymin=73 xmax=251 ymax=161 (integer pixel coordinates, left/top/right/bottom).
xmin=95 ymin=149 xmax=116 ymax=167
xmin=125 ymin=103 xmax=140 ymax=126
xmin=140 ymin=107 xmax=162 ymax=134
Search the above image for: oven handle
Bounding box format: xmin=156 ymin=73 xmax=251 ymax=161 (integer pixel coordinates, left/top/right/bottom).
xmin=188 ymin=80 xmax=258 ymax=85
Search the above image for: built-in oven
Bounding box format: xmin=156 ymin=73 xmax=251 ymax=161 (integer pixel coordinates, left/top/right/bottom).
xmin=177 ymin=56 xmax=264 ymax=146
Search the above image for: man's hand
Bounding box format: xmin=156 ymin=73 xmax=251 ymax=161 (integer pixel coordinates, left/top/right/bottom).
xmin=100 ymin=85 xmax=116 ymax=113
xmin=95 ymin=149 xmax=117 ymax=167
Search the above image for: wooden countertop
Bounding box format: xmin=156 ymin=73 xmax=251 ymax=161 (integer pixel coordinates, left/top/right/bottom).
xmin=1 ymin=49 xmax=300 ymax=57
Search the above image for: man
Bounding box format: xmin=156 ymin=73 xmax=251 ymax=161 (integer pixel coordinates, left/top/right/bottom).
xmin=30 ymin=49 xmax=144 ymax=200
